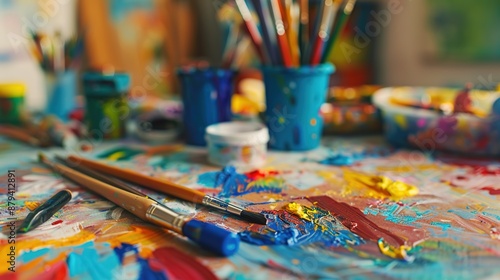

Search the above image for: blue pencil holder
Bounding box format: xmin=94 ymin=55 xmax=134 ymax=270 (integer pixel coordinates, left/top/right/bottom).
xmin=46 ymin=70 xmax=77 ymax=122
xmin=177 ymin=67 xmax=235 ymax=146
xmin=262 ymin=64 xmax=334 ymax=151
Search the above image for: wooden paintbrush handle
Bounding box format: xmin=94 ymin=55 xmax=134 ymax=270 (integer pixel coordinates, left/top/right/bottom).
xmin=67 ymin=155 xmax=206 ymax=204
xmin=45 ymin=159 xmax=153 ymax=220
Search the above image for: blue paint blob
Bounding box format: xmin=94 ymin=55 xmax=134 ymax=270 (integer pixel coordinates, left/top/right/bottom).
xmin=239 ymin=210 xmax=364 ymax=248
xmin=197 ymin=171 xmax=219 ymax=188
xmin=319 ymin=154 xmax=356 ymax=166
xmin=67 ymin=246 xmax=121 ymax=279
xmin=114 ymin=243 xmax=168 ymax=280
xmin=113 ymin=243 xmax=139 ymax=263
xmin=138 ymin=258 xmax=168 ymax=280
xmin=197 ymin=166 xmax=284 ymax=197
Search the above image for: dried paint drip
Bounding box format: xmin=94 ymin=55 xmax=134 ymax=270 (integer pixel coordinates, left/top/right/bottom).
xmin=377 ymin=238 xmax=414 ymax=262
xmin=198 ymin=166 xmax=284 ymax=197
xmin=344 ymin=171 xmax=419 ymax=200
xmin=239 ymin=207 xmax=364 ymax=248
xmin=308 ymin=196 xmax=407 ymax=247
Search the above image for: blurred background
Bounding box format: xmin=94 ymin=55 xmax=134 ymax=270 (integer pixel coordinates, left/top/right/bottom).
xmin=1 ymin=0 xmax=500 ymax=111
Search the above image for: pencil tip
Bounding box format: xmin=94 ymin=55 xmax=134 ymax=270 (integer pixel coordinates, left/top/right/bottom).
xmin=241 ymin=210 xmax=267 ymax=225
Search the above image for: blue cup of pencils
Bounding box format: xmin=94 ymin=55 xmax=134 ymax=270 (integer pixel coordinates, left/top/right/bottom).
xmin=263 ymin=63 xmax=334 ymax=151
xmin=177 ymin=67 xmax=235 ymax=146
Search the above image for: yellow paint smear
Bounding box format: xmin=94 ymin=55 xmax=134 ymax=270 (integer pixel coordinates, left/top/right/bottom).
xmin=107 ymin=151 xmax=126 ymax=161
xmin=284 ymin=202 xmax=328 ymax=231
xmin=376 ymin=164 xmax=440 ymax=173
xmin=0 ymin=230 xmax=95 ymax=258
xmin=25 ymin=201 xmax=41 ymax=211
xmin=285 ymin=202 xmax=314 ymax=221
xmin=377 ymin=239 xmax=414 ymax=262
xmin=344 ymin=171 xmax=419 ymax=200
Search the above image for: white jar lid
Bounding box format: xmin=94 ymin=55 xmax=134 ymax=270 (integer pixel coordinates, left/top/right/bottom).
xmin=205 ymin=121 xmax=269 ymax=146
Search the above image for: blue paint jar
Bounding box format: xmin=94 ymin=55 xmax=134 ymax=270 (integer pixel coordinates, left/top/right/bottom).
xmin=262 ymin=63 xmax=334 ymax=151
xmin=177 ymin=67 xmax=235 ymax=146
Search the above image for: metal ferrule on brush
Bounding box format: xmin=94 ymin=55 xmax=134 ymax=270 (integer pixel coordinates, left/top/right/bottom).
xmin=145 ymin=203 xmax=189 ymax=234
xmin=202 ymin=196 xmax=244 ymax=215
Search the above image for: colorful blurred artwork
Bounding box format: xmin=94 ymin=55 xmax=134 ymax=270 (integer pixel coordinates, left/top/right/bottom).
xmin=1 ymin=136 xmax=500 ymax=279
xmin=81 ymin=0 xmax=198 ymax=96
xmin=425 ymin=0 xmax=500 ymax=62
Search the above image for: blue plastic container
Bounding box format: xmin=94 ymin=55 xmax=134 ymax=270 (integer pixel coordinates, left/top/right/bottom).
xmin=177 ymin=68 xmax=235 ymax=146
xmin=262 ymin=63 xmax=334 ymax=151
xmin=46 ymin=70 xmax=77 ymax=121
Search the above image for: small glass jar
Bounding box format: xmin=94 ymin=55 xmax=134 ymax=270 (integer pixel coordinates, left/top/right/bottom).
xmin=83 ymin=71 xmax=130 ymax=140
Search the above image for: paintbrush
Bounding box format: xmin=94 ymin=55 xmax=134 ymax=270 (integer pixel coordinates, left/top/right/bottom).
xmin=39 ymin=153 xmax=240 ymax=256
xmin=66 ymin=154 xmax=267 ymax=225
xmin=54 ymin=155 xmax=162 ymax=204
xmin=17 ymin=189 xmax=72 ymax=233
xmin=0 ymin=125 xmax=46 ymax=147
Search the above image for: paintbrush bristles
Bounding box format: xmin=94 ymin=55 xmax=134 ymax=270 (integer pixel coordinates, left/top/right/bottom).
xmin=241 ymin=210 xmax=268 ymax=225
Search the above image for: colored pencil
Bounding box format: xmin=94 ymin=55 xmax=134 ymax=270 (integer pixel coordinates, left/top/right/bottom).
xmin=39 ymin=153 xmax=240 ymax=256
xmin=17 ymin=190 xmax=72 ymax=233
xmin=65 ymin=155 xmax=267 ymax=225
xmin=285 ymin=0 xmax=301 ymax=66
xmin=321 ymin=0 xmax=357 ymax=63
xmin=234 ymin=0 xmax=269 ymax=64
xmin=310 ymin=0 xmax=342 ymax=65
xmin=270 ymin=0 xmax=293 ymax=67
xmin=251 ymin=0 xmax=281 ymax=65
xmin=303 ymin=0 xmax=325 ymax=64
xmin=298 ymin=0 xmax=309 ymax=64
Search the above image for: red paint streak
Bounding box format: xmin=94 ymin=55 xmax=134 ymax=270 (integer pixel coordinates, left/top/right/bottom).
xmin=52 ymin=220 xmax=63 ymax=225
xmin=472 ymin=166 xmax=500 ymax=176
xmin=308 ymin=196 xmax=405 ymax=247
xmin=151 ymin=247 xmax=217 ymax=280
xmin=481 ymin=187 xmax=500 ymax=195
xmin=35 ymin=260 xmax=68 ymax=280
xmin=0 ymin=271 xmax=17 ymax=280
xmin=245 ymin=170 xmax=280 ymax=180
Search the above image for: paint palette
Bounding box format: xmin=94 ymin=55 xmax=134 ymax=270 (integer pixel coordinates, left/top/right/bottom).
xmin=2 ymin=136 xmax=500 ymax=279
xmin=374 ymin=87 xmax=500 ymax=156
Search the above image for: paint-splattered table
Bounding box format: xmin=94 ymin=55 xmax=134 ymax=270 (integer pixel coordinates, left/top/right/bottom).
xmin=1 ymin=136 xmax=499 ymax=279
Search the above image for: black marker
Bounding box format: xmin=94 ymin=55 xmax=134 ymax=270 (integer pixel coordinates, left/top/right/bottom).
xmin=17 ymin=189 xmax=72 ymax=233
